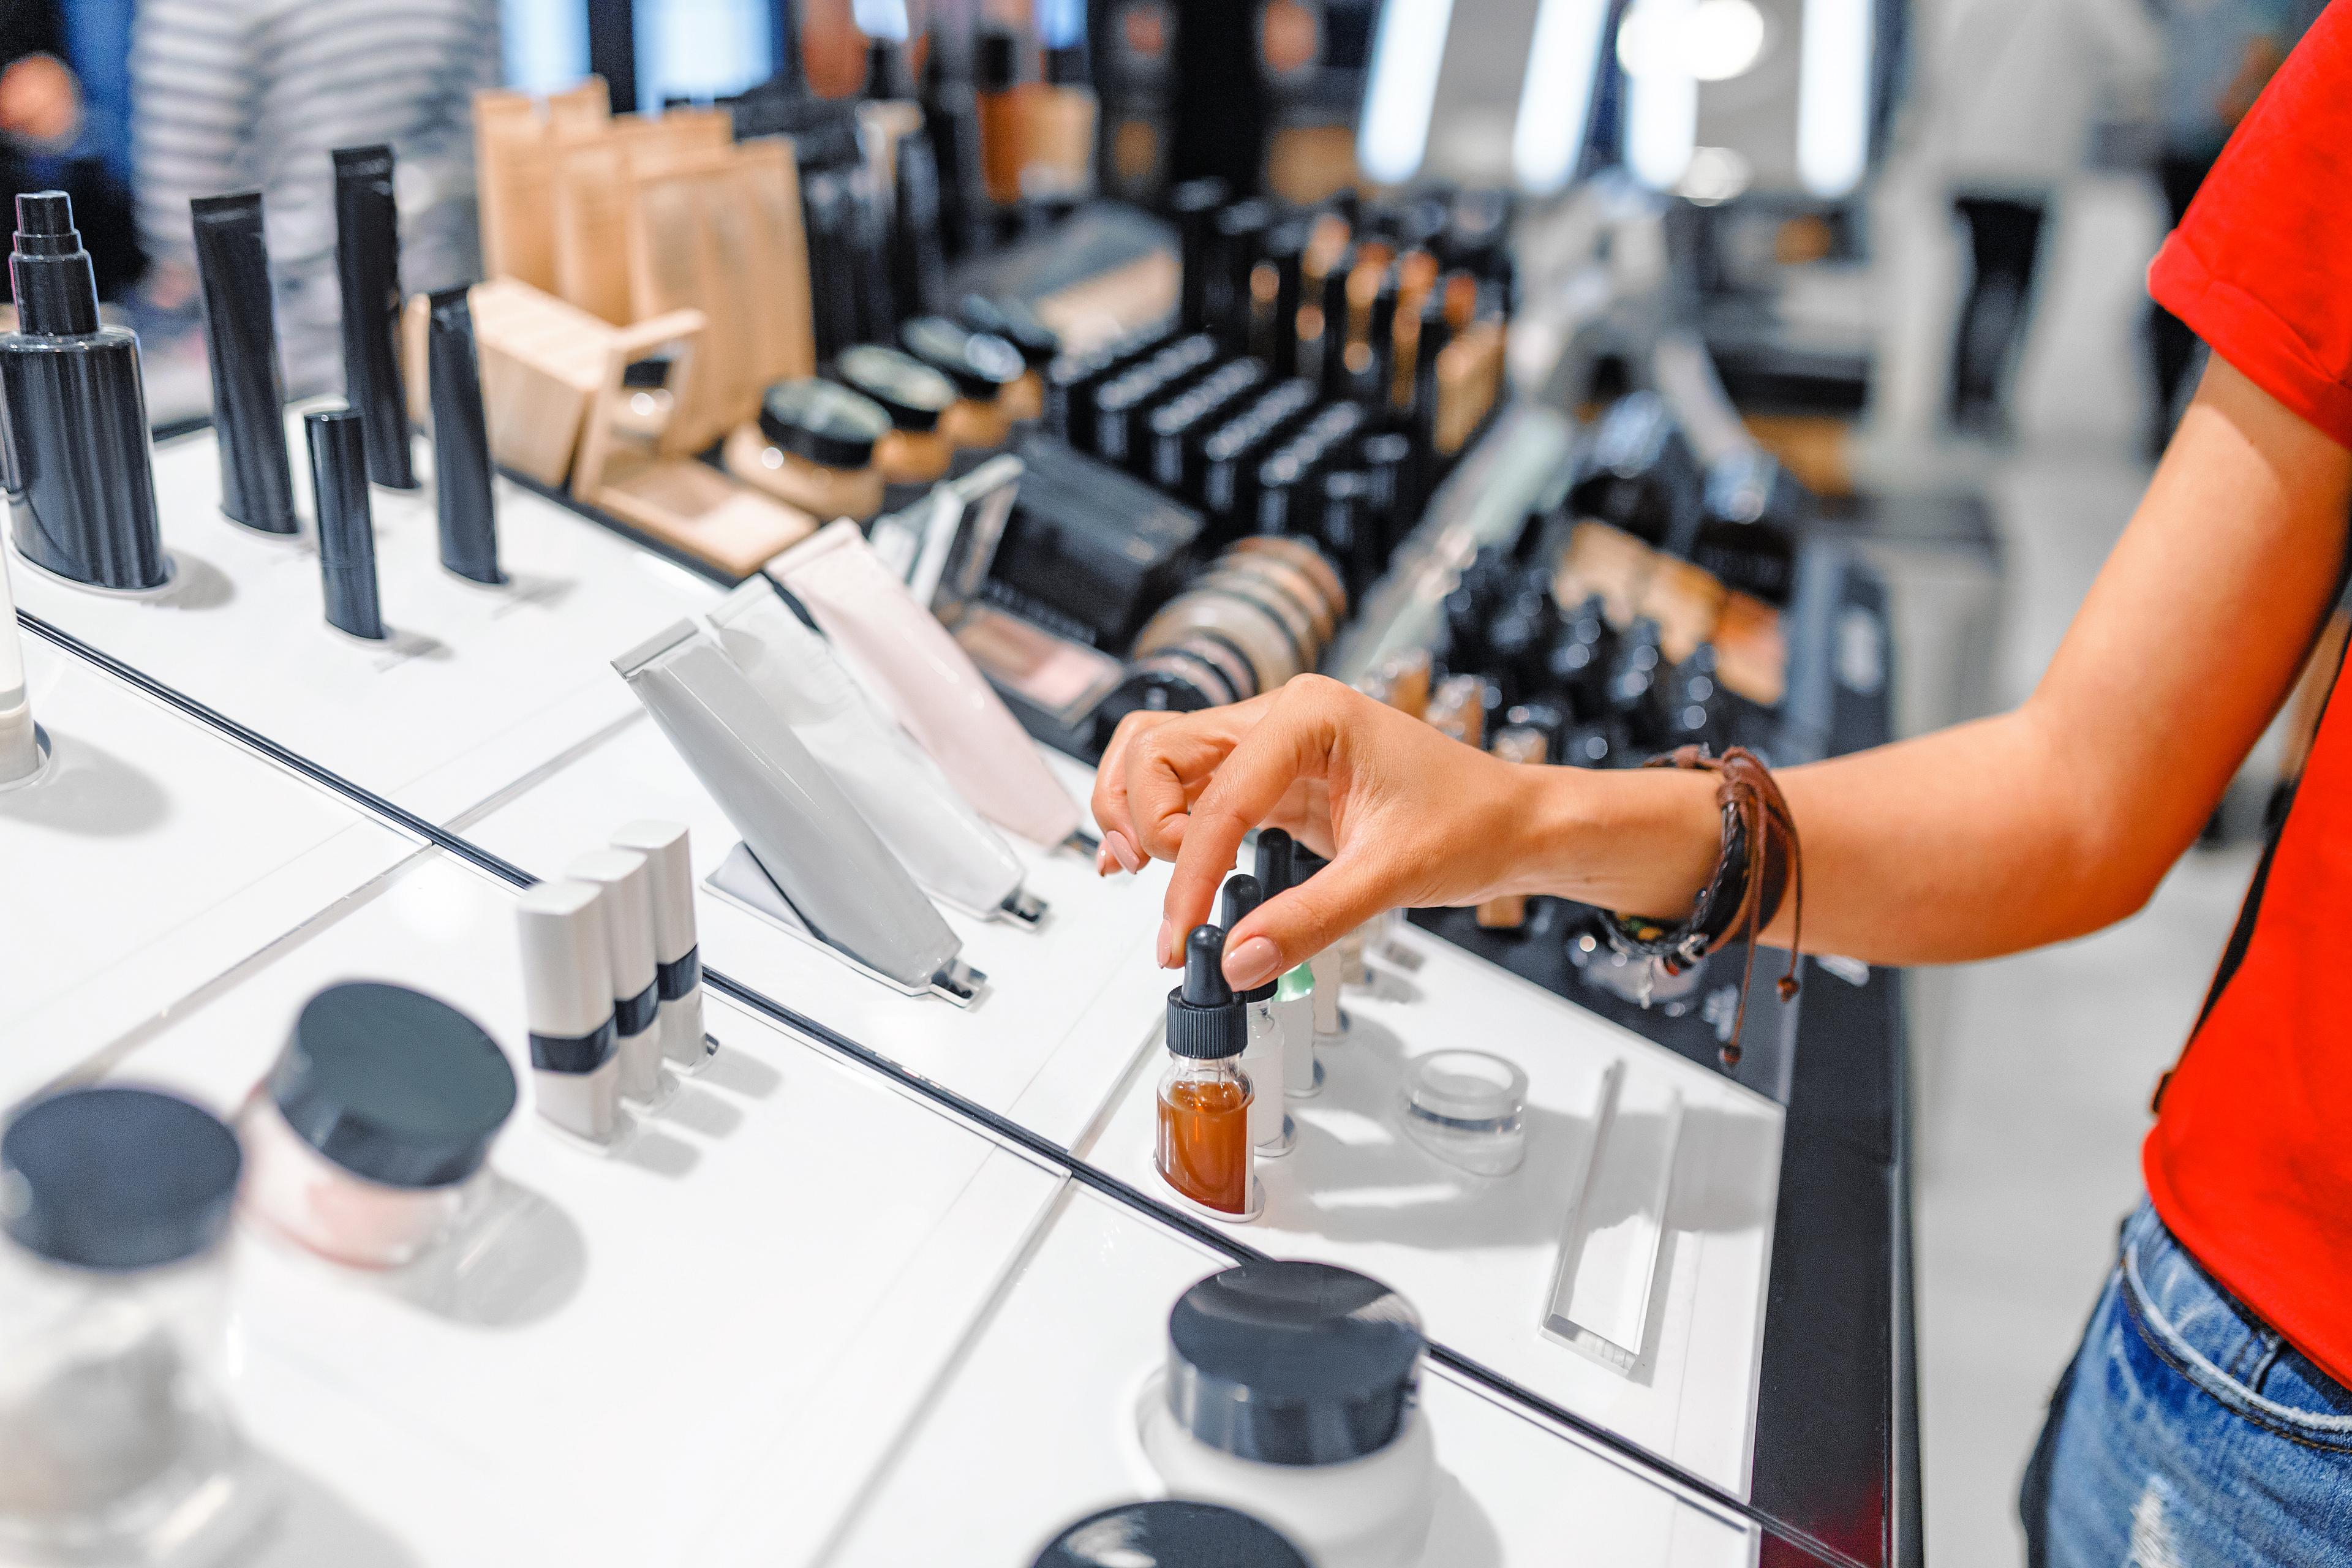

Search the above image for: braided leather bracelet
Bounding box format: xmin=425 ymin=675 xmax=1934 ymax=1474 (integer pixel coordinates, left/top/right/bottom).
xmin=1597 ymin=745 xmax=1804 ymax=1068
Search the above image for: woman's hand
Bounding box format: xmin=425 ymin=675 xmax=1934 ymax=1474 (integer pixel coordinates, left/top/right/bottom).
xmin=1092 ymin=675 xmax=1722 ymax=991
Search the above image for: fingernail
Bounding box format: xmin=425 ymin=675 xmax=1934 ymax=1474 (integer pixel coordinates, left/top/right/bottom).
xmin=1224 ymin=937 xmax=1281 ymax=992
xmin=1109 ymin=831 xmax=1145 ymax=873
xmin=1158 ymin=919 xmax=1175 ymax=967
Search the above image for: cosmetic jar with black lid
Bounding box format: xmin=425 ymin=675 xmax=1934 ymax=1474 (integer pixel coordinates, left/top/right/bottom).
xmin=901 ymin=315 xmax=1024 ymax=448
xmin=731 ymin=377 xmax=892 ymax=522
xmin=957 ymin=294 xmax=1060 ymax=423
xmin=0 ymin=1087 xmax=247 ymax=1555
xmin=831 ymin=345 xmax=957 ymax=486
xmin=1139 ymin=1261 xmax=1436 ymax=1568
xmin=1032 ymin=1501 xmax=1307 ymax=1568
xmin=239 ymin=982 xmax=516 ymax=1269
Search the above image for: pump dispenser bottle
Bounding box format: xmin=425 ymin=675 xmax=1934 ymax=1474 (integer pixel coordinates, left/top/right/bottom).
xmin=1 ymin=192 xmax=167 ymax=592
xmin=1254 ymin=831 xmax=1319 ymax=1098
xmin=1220 ymin=875 xmax=1293 ymax=1156
xmin=1156 ymin=924 xmax=1256 ymax=1217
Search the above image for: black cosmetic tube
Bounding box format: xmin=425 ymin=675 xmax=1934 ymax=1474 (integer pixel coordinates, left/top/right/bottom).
xmin=891 ymin=131 xmax=950 ymax=322
xmin=1170 ymin=178 xmax=1227 ymax=334
xmin=1364 ymin=269 xmax=1400 ymax=412
xmin=1264 ymin=220 xmax=1307 ymax=380
xmin=0 ymin=191 xmax=168 ymax=591
xmin=1213 ymin=200 xmax=1272 ymax=360
xmin=424 ymin=287 xmax=503 ymax=586
xmin=305 ymin=408 xmax=387 ymax=640
xmin=190 ymin=193 xmax=296 ymax=535
xmin=331 ymin=145 xmax=417 ymax=490
xmin=1317 ymin=245 xmax=1357 ymax=402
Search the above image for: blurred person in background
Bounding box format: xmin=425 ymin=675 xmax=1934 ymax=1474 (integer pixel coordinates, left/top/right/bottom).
xmin=1927 ymin=0 xmax=2156 ymax=437
xmin=1 ymin=0 xmax=143 ymax=300
xmin=130 ymin=0 xmax=502 ymax=402
xmin=2143 ymin=0 xmax=2307 ymax=455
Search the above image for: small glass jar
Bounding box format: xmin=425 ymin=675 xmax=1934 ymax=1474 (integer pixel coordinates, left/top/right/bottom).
xmin=831 ymin=345 xmax=957 ymax=486
xmin=900 ymin=316 xmax=1023 ymax=450
xmin=1398 ymin=1050 xmax=1528 ymax=1177
xmin=1139 ymin=1262 xmax=1435 ymax=1568
xmin=0 ymin=1087 xmax=247 ymax=1561
xmin=240 ymin=982 xmax=517 ymax=1269
xmin=725 ymin=379 xmax=892 ymax=524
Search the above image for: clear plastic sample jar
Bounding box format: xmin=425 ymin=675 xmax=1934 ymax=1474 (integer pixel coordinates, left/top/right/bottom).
xmin=1139 ymin=1261 xmax=1436 ymax=1568
xmin=0 ymin=1087 xmax=247 ymax=1561
xmin=1398 ymin=1050 xmax=1528 ymax=1177
xmin=240 ymin=982 xmax=517 ymax=1269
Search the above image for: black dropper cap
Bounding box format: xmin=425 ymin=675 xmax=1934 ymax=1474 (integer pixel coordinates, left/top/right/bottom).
xmin=1166 ymin=924 xmax=1245 ymax=1059
xmin=267 ymin=982 xmax=517 ymax=1189
xmin=1218 ymin=874 xmax=1275 ymax=1001
xmin=2 ymin=1087 xmax=241 ymax=1272
xmin=1031 ymin=1501 xmax=1308 ymax=1568
xmin=1253 ymin=826 xmax=1295 ymax=897
xmin=9 ymin=190 xmax=98 ymax=336
xmin=1166 ymin=1261 xmax=1425 ymax=1465
xmin=1170 ymin=178 xmax=1229 ymax=333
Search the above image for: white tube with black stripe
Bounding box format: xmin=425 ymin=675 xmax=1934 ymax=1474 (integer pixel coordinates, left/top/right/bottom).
xmin=611 ymin=820 xmax=706 ymax=1069
xmin=568 ymin=849 xmax=663 ymax=1103
xmin=516 ymin=880 xmax=620 ymax=1141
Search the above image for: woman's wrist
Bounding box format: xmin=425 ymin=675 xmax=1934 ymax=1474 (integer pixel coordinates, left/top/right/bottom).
xmin=1512 ymin=762 xmax=1724 ymax=918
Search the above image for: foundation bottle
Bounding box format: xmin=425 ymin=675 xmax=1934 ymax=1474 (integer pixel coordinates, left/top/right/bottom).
xmin=901 ymin=315 xmax=1024 ymax=448
xmin=1155 ymin=924 xmax=1256 ymax=1217
xmin=1220 ymin=874 xmax=1294 ymax=1156
xmin=832 ymin=345 xmax=956 ymax=485
xmin=1023 ymin=36 xmax=1099 ymax=205
xmin=1140 ymin=1261 xmax=1436 ymax=1568
xmin=238 ymin=982 xmax=517 ymax=1270
xmin=724 ymin=379 xmax=891 ymax=523
xmin=1254 ymin=830 xmax=1321 ymax=1098
xmin=974 ymin=28 xmax=1027 ymax=208
xmin=0 ymin=1087 xmax=247 ymax=1562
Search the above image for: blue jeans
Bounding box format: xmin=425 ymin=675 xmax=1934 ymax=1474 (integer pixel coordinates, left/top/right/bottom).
xmin=2021 ymin=1200 xmax=2352 ymax=1565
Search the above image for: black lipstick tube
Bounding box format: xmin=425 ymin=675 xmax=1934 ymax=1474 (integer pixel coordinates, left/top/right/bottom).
xmin=305 ymin=409 xmax=386 ymax=639
xmin=0 ymin=191 xmax=167 ymax=590
xmin=424 ymin=287 xmax=504 ymax=586
xmin=190 ymin=193 xmax=296 ymax=535
xmin=331 ymin=146 xmax=417 ymax=490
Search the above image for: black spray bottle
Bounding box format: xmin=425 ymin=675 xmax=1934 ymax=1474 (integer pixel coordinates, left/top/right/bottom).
xmin=190 ymin=193 xmax=296 ymax=536
xmin=304 ymin=408 xmax=386 ymax=641
xmin=423 ymin=287 xmax=503 ymax=586
xmin=331 ymin=146 xmax=417 ymax=491
xmin=0 ymin=191 xmax=167 ymax=592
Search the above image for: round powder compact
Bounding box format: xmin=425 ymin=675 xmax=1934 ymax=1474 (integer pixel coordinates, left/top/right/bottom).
xmin=725 ymin=378 xmax=894 ymax=522
xmin=900 ymin=316 xmax=1025 ymax=448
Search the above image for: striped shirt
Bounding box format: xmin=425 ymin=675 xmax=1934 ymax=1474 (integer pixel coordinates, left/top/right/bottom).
xmin=131 ymin=0 xmax=502 ymax=394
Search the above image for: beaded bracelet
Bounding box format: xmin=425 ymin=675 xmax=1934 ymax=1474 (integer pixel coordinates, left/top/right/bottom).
xmin=1597 ymin=744 xmax=1804 ymax=1067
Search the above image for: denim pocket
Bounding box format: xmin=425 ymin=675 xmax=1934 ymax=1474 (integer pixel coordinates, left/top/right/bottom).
xmin=2120 ymin=1205 xmax=2352 ymax=1450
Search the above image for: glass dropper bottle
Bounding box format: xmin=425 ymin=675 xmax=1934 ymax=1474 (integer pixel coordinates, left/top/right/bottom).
xmin=1254 ymin=830 xmax=1322 ymax=1098
xmin=1156 ymin=924 xmax=1256 ymax=1216
xmin=1221 ymin=874 xmax=1295 ymax=1157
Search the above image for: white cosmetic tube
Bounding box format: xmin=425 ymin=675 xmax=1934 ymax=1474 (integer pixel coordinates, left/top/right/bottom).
xmin=567 ymin=850 xmax=663 ymax=1104
xmin=609 ymin=820 xmax=706 ymax=1069
xmin=516 ymin=879 xmax=622 ymax=1141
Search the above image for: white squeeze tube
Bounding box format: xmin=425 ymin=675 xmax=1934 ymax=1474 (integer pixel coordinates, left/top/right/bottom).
xmin=707 ymin=579 xmax=1038 ymax=921
xmin=609 ymin=820 xmax=707 ymax=1069
xmin=0 ymin=544 xmax=41 ymax=784
xmin=763 ymin=521 xmax=1083 ymax=848
xmin=614 ymin=620 xmax=963 ymax=990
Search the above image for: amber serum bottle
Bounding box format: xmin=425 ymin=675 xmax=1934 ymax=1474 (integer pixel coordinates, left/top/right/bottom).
xmin=1156 ymin=924 xmax=1255 ymax=1216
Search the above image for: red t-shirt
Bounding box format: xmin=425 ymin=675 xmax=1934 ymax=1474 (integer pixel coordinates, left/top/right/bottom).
xmin=2143 ymin=6 xmax=2352 ymax=1392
